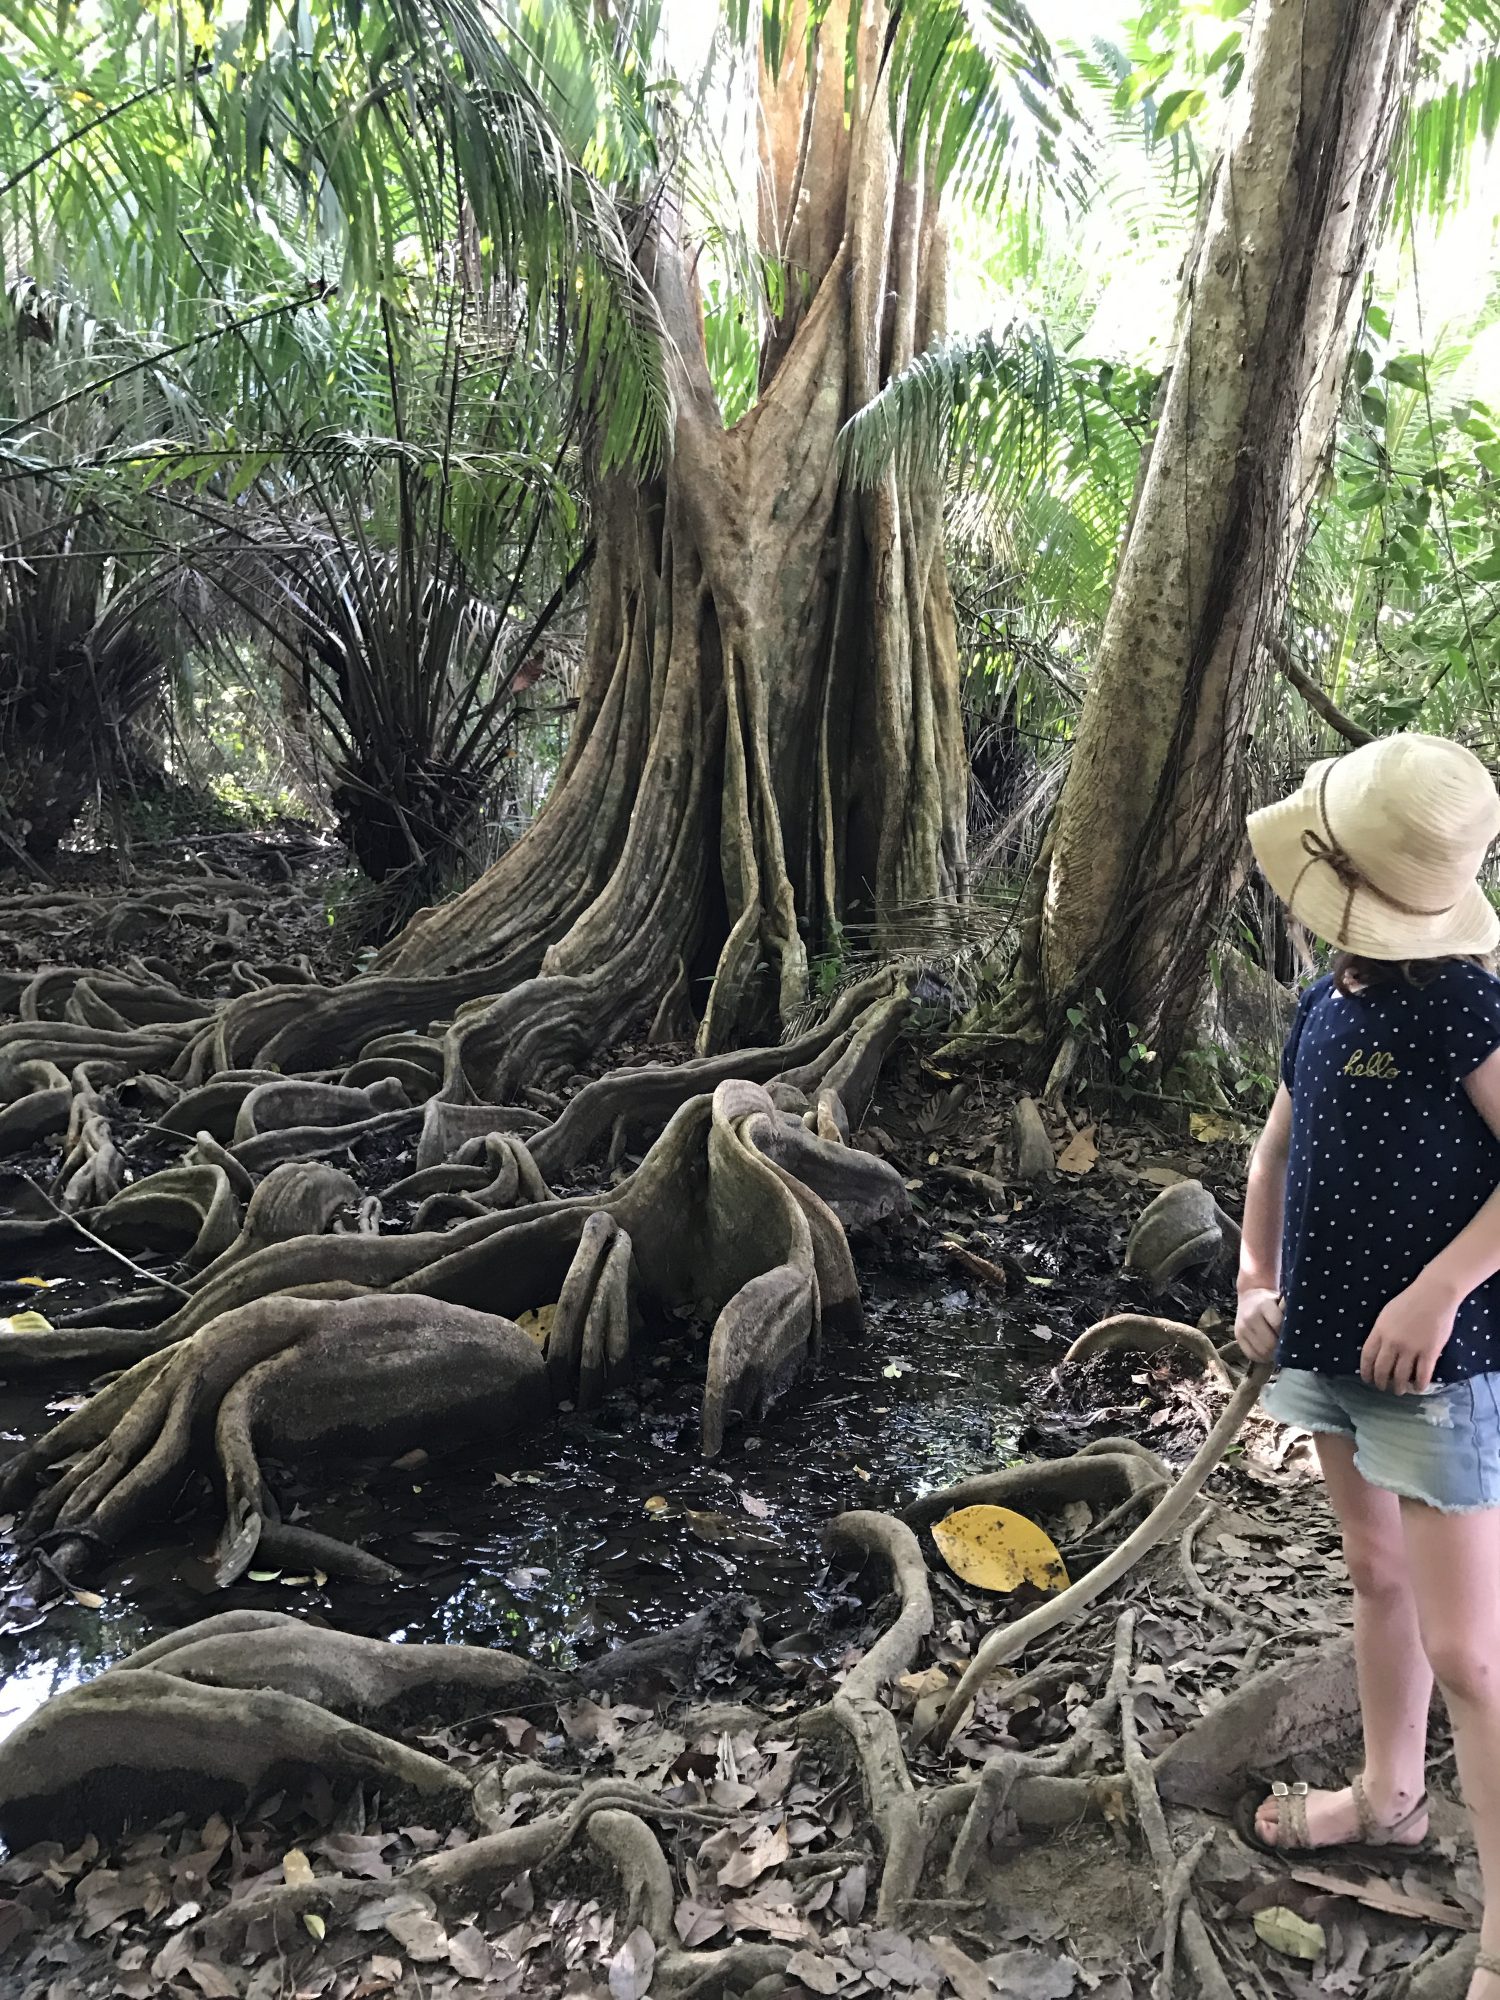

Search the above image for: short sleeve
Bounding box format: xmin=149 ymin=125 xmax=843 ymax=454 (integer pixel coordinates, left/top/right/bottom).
xmin=1280 ymin=983 xmax=1317 ymax=1090
xmin=1439 ymin=964 xmax=1500 ymax=1083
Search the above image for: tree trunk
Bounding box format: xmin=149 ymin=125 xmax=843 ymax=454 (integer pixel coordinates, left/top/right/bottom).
xmin=377 ymin=0 xmax=967 ymax=1066
xmin=1022 ymin=0 xmax=1418 ymax=1066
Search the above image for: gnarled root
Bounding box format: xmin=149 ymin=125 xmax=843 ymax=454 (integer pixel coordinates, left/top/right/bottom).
xmin=587 ymin=1808 xmax=676 ymax=1942
xmin=930 ymin=1359 xmax=1272 ymax=1750
xmin=1124 ymin=1180 xmax=1241 ymax=1291
xmin=113 ymin=1609 xmax=552 ymax=1724
xmin=802 ymin=1511 xmax=934 ymax=1920
xmin=1 ymin=1293 xmax=551 ymax=1587
xmin=904 ymin=1445 xmax=1163 ymax=1533
xmin=1062 ymin=1313 xmax=1238 ymax=1391
xmin=0 ymin=1667 xmax=475 ymax=1851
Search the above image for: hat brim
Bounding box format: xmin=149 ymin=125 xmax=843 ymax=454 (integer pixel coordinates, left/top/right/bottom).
xmin=1248 ymin=785 xmax=1500 ymax=958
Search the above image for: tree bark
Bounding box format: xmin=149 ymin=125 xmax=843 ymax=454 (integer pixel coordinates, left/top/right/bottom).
xmin=1024 ymin=0 xmax=1418 ymax=1064
xmin=376 ymin=0 xmax=967 ymax=1063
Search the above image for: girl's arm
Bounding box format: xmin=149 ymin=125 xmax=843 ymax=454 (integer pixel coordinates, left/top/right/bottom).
xmin=1235 ymin=1084 xmax=1292 ymax=1363
xmin=1363 ymin=1045 xmax=1500 ymax=1393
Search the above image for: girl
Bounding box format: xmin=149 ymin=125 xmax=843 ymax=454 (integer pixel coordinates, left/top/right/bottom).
xmin=1238 ymin=732 xmax=1500 ymax=1997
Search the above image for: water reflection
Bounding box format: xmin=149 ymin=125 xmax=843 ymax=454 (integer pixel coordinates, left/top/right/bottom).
xmin=0 ymin=1281 xmax=1045 ymax=1736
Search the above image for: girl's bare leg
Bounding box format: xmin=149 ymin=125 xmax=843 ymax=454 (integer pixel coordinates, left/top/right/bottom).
xmin=1399 ymin=1499 xmax=1500 ymax=1998
xmin=1256 ymin=1434 xmax=1431 ymax=1845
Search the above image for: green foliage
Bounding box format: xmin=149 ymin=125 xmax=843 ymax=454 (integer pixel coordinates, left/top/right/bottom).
xmin=1293 ymin=317 xmax=1500 ymax=746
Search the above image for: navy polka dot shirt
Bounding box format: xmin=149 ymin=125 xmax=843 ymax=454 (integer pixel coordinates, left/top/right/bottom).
xmin=1280 ymin=961 xmax=1500 ymax=1382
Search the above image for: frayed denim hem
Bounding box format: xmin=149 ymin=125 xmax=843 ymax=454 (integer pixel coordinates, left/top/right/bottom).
xmin=1349 ymin=1453 xmax=1500 ymax=1514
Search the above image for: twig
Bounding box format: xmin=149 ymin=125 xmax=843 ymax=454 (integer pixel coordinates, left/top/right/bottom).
xmin=1117 ymin=1616 xmax=1234 ymax=2000
xmin=19 ymin=1174 xmax=193 ymax=1300
xmin=1155 ymin=1829 xmax=1216 ymax=2000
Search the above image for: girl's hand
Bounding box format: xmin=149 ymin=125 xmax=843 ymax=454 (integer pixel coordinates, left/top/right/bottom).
xmin=1235 ymin=1288 xmax=1283 ymax=1364
xmin=1360 ymin=1279 xmax=1459 ymax=1394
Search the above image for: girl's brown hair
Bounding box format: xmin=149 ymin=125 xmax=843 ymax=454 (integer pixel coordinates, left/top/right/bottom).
xmin=1332 ymin=951 xmax=1488 ymax=995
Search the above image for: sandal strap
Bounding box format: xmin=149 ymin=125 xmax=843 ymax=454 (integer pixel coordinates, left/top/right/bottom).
xmin=1352 ymin=1775 xmax=1429 ymax=1845
xmin=1276 ymin=1782 xmax=1310 ymax=1850
xmin=1476 ymin=1949 xmax=1500 ymax=1974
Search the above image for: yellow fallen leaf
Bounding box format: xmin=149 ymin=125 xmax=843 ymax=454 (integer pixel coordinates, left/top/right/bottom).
xmin=931 ymin=1505 xmax=1070 ymax=1596
xmin=1 ymin=1311 xmax=53 ymax=1334
xmin=303 ymin=1912 xmax=326 ymax=1942
xmin=514 ymin=1303 xmax=557 ymax=1347
xmin=1055 ymin=1125 xmax=1098 ymax=1174
xmin=1252 ymin=1905 xmax=1325 ymax=1962
xmin=283 ymin=1849 xmax=315 ymax=1888
xmin=16 ymin=1276 xmax=60 ymax=1288
xmin=644 ymin=1495 xmax=670 ymax=1514
xmin=1189 ymin=1110 xmax=1250 ymax=1145
xmin=313 ymin=1570 xmax=328 ymax=1587
xmin=247 ymin=1569 xmax=282 ymax=1583
xmin=70 ymin=1588 xmax=104 ymax=1610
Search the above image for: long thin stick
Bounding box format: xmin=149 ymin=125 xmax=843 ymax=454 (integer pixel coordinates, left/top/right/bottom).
xmin=20 ymin=1174 xmax=192 ymax=1301
xmin=932 ymin=1359 xmax=1273 ymax=1749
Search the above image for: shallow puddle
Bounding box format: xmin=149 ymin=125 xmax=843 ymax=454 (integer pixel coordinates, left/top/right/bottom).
xmin=0 ymin=1267 xmax=1080 ymax=1738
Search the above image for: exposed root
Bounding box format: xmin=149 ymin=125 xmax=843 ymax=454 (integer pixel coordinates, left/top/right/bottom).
xmin=587 ymin=1807 xmax=676 ymax=1942
xmin=931 ymin=1358 xmax=1272 ymax=1749
xmin=0 ymin=1667 xmax=474 ymax=1850
xmin=1124 ymin=1181 xmax=1241 ymax=1291
xmin=654 ymin=1943 xmax=793 ymax=1998
xmin=1153 ymin=1635 xmax=1358 ymax=1811
xmin=803 ymin=1511 xmax=935 ymax=1920
xmin=904 ymin=1447 xmax=1161 ymax=1532
xmin=1154 ymin=1828 xmax=1216 ymax=2000
xmin=1118 ymin=1613 xmax=1235 ymax=2000
xmin=3 ymin=1293 xmax=551 ymax=1586
xmin=1062 ymin=1313 xmax=1238 ymax=1391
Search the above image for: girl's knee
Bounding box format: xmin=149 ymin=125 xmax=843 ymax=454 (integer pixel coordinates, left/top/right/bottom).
xmin=1344 ymin=1533 xmax=1410 ymax=1605
xmin=1424 ymin=1632 xmax=1500 ymax=1706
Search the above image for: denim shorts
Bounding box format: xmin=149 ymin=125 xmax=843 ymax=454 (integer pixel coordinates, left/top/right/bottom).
xmin=1263 ymin=1368 xmax=1500 ymax=1513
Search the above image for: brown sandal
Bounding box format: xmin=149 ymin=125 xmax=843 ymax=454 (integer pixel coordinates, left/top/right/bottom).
xmin=1239 ymin=1773 xmax=1430 ymax=1860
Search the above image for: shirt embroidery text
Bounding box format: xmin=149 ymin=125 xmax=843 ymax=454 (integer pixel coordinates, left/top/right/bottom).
xmin=1342 ymin=1048 xmax=1402 ymax=1080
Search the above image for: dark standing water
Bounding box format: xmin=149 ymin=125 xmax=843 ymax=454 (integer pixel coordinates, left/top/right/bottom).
xmin=0 ymin=1262 xmax=1085 ymax=1739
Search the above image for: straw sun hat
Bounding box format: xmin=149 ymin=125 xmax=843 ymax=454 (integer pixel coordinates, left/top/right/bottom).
xmin=1247 ymin=733 xmax=1500 ymax=958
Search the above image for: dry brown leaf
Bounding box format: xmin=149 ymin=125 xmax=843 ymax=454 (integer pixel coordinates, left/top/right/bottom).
xmin=448 ymin=1924 xmax=496 ymax=1979
xmin=184 ymin=1962 xmax=239 ymax=1999
xmin=1055 ymin=1125 xmax=1098 ymax=1175
xmin=384 ymin=1907 xmax=449 ymax=1961
xmin=608 ymin=1924 xmax=657 ymax=2000
xmin=1289 ymin=1867 xmax=1476 ymax=1930
xmin=929 ymin=1935 xmax=990 ymax=2000
xmin=717 ymin=1821 xmax=790 ymax=1889
xmin=673 ymin=1895 xmax=726 ymax=1947
xmin=785 ymin=1948 xmax=852 ymax=1994
xmin=898 ymin=1666 xmax=950 ymax=1697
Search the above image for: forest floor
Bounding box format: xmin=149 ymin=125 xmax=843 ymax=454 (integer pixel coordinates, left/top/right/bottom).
xmin=0 ymin=828 xmax=1479 ymax=2000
